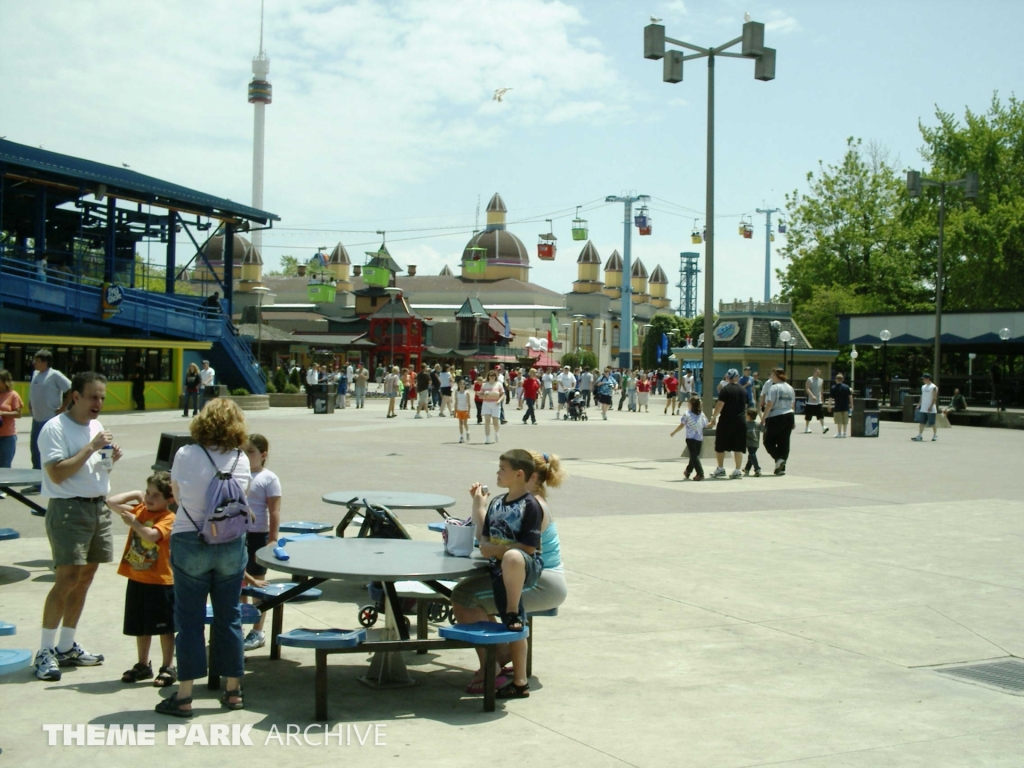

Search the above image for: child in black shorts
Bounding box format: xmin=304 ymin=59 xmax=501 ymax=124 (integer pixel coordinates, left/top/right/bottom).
xmin=107 ymin=472 xmax=176 ymax=686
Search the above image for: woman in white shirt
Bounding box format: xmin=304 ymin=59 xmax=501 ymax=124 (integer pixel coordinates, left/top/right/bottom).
xmin=159 ymin=399 xmax=250 ymax=717
xmin=480 ymin=370 xmax=504 ymax=444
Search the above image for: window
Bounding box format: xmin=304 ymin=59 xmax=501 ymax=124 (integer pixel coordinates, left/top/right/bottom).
xmin=611 ymin=324 xmax=620 ymax=349
xmin=584 ymin=322 xmax=593 ymax=347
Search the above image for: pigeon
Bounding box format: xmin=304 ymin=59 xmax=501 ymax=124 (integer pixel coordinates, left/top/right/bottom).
xmin=744 ymin=11 xmax=751 ymax=22
xmin=650 ymin=15 xmax=662 ymax=23
xmin=493 ymin=88 xmax=512 ymax=102
xmin=122 ymin=162 xmax=130 ymax=168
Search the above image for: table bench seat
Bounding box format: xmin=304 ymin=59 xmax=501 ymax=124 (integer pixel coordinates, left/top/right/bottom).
xmin=0 ymin=648 xmax=32 ymax=678
xmin=440 ymin=621 xmax=529 ymax=711
xmin=279 ymin=521 xmax=334 ymax=534
xmin=242 ymin=582 xmax=323 ymax=602
xmin=0 ymin=528 xmax=20 ymax=541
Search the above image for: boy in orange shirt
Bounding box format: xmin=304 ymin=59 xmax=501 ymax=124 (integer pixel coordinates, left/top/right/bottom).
xmin=106 ymin=471 xmax=177 ymax=686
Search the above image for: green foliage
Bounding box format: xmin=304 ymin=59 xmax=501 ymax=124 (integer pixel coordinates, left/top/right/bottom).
xmin=272 ymin=366 xmax=289 ymax=392
xmin=640 ymin=315 xmax=688 ymax=369
xmin=560 ymin=350 xmax=598 ymax=371
xmin=792 ymin=284 xmax=878 ymax=352
xmin=230 ymin=387 xmax=250 ymax=396
xmin=265 ymin=381 xmax=277 ymax=394
xmin=917 ymin=95 xmax=1024 ymax=311
xmin=288 ymin=368 xmax=301 ymax=388
xmin=283 ymin=383 xmax=300 ymax=394
xmin=266 ymin=255 xmax=300 ymax=277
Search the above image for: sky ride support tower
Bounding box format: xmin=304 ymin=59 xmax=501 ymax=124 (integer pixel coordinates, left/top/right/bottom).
xmin=248 ymin=7 xmax=272 ymax=256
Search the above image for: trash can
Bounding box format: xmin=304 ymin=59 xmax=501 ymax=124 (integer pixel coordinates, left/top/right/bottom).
xmin=794 ymin=397 xmax=806 ymax=415
xmin=851 ymin=398 xmax=880 ymax=437
xmin=312 ymin=384 xmax=335 ymax=414
xmin=902 ymin=394 xmax=919 ymax=423
xmin=152 ymin=432 xmax=196 ymax=471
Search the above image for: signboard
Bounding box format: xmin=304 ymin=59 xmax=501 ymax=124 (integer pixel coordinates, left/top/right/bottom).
xmin=864 ymin=414 xmax=879 ymax=437
xmin=101 ymin=282 xmax=123 ymax=320
xmin=713 ymin=321 xmax=740 ymax=343
xmin=289 ymin=344 xmax=310 ymax=355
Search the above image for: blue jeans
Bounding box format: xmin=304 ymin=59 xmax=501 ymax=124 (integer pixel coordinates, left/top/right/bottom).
xmin=0 ymin=434 xmax=15 ymax=468
xmin=183 ymin=390 xmax=199 ymax=415
xmin=31 ymin=419 xmax=45 ymax=470
xmin=170 ymin=532 xmax=247 ymax=682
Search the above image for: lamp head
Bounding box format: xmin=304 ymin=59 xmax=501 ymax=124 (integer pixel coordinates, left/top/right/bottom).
xmin=779 ymin=330 xmax=792 ymax=344
xmin=906 ymin=171 xmax=922 ymax=198
xmin=880 ymin=330 xmax=891 ymax=342
xmin=999 ymin=327 xmax=1011 ymax=341
xmin=770 ymin=320 xmax=782 ymax=331
xmin=964 ymin=171 xmax=979 ymax=200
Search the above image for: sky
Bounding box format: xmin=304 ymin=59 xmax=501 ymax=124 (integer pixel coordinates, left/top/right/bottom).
xmin=1 ymin=0 xmax=1020 ymax=311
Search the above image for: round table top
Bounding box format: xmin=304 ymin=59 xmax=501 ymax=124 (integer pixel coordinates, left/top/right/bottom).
xmin=321 ymin=491 xmax=457 ymax=510
xmin=0 ymin=469 xmax=42 ymax=486
xmin=256 ymin=538 xmax=486 ymax=582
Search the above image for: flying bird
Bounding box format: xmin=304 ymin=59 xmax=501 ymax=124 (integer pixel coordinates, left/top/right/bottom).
xmin=493 ymin=88 xmax=512 ymax=102
xmin=650 ymin=15 xmax=662 ymax=23
xmin=744 ymin=11 xmax=751 ymax=22
xmin=122 ymin=163 xmax=130 ymax=168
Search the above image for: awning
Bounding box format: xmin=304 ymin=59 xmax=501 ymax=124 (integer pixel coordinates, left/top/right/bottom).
xmin=526 ymin=349 xmax=559 ymax=368
xmin=467 ymin=353 xmax=519 ymax=363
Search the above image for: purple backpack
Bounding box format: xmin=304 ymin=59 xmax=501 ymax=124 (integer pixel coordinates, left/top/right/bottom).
xmin=181 ymin=448 xmax=253 ymax=544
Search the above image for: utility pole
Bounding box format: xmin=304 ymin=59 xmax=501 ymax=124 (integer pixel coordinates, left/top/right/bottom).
xmin=755 ymin=207 xmax=779 ymax=302
xmin=605 ymin=194 xmax=649 ymax=369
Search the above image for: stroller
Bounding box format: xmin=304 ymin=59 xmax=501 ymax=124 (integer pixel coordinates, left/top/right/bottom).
xmin=337 ymin=499 xmax=454 ymax=627
xmin=565 ymin=389 xmax=588 ymax=421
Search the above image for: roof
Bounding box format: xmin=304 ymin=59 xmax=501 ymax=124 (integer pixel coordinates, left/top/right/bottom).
xmin=486 ymin=193 xmax=507 ymax=213
xmin=261 ymin=311 xmax=328 ymax=322
xmin=631 ymin=259 xmax=648 ymax=279
xmin=526 ymin=349 xmax=559 ymax=368
xmin=0 ymin=139 xmax=279 ymax=223
xmin=291 ymin=333 xmax=374 ymax=347
xmin=234 ymin=323 xmax=296 ymax=342
xmin=455 ymin=297 xmax=489 ymax=318
xmin=649 ymin=264 xmax=669 ymax=284
xmin=604 ymin=249 xmax=623 ymax=271
xmin=202 ymin=232 xmax=261 ymax=265
xmin=577 ymin=241 xmax=601 ymax=264
xmin=463 ymin=227 xmax=529 ymax=267
xmin=329 ymin=242 xmax=351 ymax=265
xmin=370 ymin=296 xmax=424 ymax=321
xmin=439 ymin=264 xmax=454 ymax=276
xmin=393 ymin=274 xmax=562 ymax=299
xmin=365 ymin=244 xmax=403 ymax=273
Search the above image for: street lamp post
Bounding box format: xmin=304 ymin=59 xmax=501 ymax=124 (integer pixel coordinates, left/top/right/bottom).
xmin=850 ymin=346 xmax=859 ymax=392
xmin=999 ymin=327 xmax=1011 ymax=410
xmin=604 ymin=194 xmax=649 ymax=371
xmin=880 ymin=329 xmax=891 ymax=405
xmin=968 ymin=351 xmax=977 ymax=399
xmin=251 ymin=286 xmax=270 ymax=371
xmin=779 ymin=329 xmax=792 ymax=382
xmin=385 ymin=286 xmax=401 ymax=368
xmin=906 ymin=169 xmax=979 ymax=389
xmin=645 ymin=18 xmax=776 ymax=409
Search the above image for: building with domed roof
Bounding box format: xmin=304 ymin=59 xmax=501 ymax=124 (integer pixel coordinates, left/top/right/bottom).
xmin=194 ymin=230 xmax=263 ymax=289
xmin=236 ymin=192 xmax=676 ymax=371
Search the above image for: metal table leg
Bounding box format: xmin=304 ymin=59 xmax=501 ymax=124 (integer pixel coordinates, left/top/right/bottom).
xmin=359 ymin=581 xmax=415 ymax=688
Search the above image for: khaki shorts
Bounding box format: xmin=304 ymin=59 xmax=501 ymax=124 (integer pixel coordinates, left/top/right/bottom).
xmin=451 ymin=568 xmax=568 ymax=615
xmin=45 ymin=497 xmax=113 ymax=567
xmin=833 ymin=410 xmax=849 ymax=427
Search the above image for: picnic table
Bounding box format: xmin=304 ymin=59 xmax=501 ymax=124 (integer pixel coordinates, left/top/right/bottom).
xmin=256 ymin=537 xmax=486 ymax=706
xmin=321 ymin=491 xmax=457 ymax=535
xmin=0 ymin=469 xmax=45 ymax=516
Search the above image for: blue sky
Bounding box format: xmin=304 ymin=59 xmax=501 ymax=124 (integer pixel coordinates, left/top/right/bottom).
xmin=1 ymin=0 xmax=1019 ymax=309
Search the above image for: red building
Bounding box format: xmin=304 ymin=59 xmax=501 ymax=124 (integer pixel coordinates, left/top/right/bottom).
xmin=367 ymin=294 xmax=430 ymax=370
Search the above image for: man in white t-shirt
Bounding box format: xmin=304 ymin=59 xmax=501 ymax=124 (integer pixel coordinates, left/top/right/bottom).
xmin=198 ymin=360 xmax=216 ymax=411
xmin=306 ymin=364 xmax=320 ymax=408
xmin=540 ymin=369 xmax=554 ymax=410
xmin=803 ymin=369 xmax=829 ymax=434
xmin=912 ymin=373 xmax=939 ymax=442
xmin=556 ymin=366 xmax=576 ymax=419
xmin=34 ymin=371 xmax=122 ymax=681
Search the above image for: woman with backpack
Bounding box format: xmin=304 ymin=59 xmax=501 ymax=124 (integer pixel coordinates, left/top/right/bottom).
xmin=157 ymin=399 xmax=251 ymax=717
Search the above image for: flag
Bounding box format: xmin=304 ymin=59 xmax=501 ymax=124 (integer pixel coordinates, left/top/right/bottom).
xmin=550 ymin=313 xmax=558 ymax=343
xmin=503 ymin=311 xmax=511 ymax=338
xmin=632 ymin=322 xmax=639 ymax=348
xmin=661 ymin=332 xmax=669 ymax=358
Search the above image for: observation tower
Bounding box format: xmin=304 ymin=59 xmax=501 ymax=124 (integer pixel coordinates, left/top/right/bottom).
xmin=248 ymin=1 xmax=272 ymax=255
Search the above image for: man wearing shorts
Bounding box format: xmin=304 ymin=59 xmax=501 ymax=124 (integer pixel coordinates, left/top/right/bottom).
xmin=829 ymin=373 xmax=852 ymax=438
xmin=912 ymin=373 xmax=939 ymax=442
xmin=709 ymin=369 xmax=747 ymax=478
xmin=663 ymin=371 xmax=679 ymax=415
xmin=556 ymin=366 xmax=575 ymax=419
xmin=35 ymin=371 xmax=122 ymax=680
xmin=803 ymin=369 xmax=829 ymax=434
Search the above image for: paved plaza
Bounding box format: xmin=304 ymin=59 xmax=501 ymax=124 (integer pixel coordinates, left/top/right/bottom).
xmin=1 ymin=396 xmax=1023 ymax=767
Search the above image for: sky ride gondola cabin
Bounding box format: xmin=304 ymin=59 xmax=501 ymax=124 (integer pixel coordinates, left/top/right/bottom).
xmin=777 ymin=221 xmax=787 ymax=234
xmin=306 ymin=249 xmax=337 ymax=302
xmin=571 ymin=206 xmax=588 ymax=241
xmin=537 ymin=219 xmax=557 ymax=260
xmin=635 ymin=206 xmax=652 ymax=236
xmin=463 ymin=245 xmax=488 ymax=275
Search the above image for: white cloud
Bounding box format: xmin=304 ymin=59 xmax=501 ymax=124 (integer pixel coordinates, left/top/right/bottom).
xmin=659 ymin=0 xmax=689 ymax=19
xmin=764 ymin=10 xmax=801 ymax=35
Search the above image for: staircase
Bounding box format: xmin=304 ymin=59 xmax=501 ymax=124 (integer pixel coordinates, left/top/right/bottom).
xmin=0 ymin=256 xmax=265 ymax=393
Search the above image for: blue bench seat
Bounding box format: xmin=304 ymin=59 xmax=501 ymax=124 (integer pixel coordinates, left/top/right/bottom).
xmin=278 ymin=521 xmax=334 ymax=534
xmin=0 ymin=648 xmax=32 ymax=677
xmin=278 ymin=629 xmax=367 ymax=720
xmin=440 ymin=621 xmax=529 ymax=712
xmin=242 ymin=582 xmax=323 ymax=602
xmin=0 ymin=528 xmax=20 ymax=541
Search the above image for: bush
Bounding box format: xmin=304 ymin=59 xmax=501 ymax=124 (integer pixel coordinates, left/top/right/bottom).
xmin=265 ymin=381 xmax=277 ymax=394
xmin=289 ymin=368 xmax=301 ymax=388
xmin=230 ymin=387 xmax=251 ymax=396
xmin=273 ymin=366 xmax=289 ymax=392
xmin=560 ymin=350 xmax=598 ymax=370
xmin=283 ymin=384 xmax=300 ymax=394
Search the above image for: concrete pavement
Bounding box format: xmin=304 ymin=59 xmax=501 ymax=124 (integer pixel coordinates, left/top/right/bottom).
xmin=1 ymin=397 xmax=1022 ymax=767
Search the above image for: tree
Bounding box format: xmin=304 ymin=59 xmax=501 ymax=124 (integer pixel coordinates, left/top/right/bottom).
xmin=560 ymin=350 xmax=597 ymax=370
xmin=266 ymin=255 xmax=300 ymax=277
xmin=640 ymin=314 xmax=688 ymax=369
xmin=916 ymin=96 xmax=1024 ymax=311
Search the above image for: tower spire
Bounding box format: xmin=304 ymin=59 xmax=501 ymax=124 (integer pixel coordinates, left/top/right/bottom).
xmin=249 ymin=1 xmax=272 ymax=257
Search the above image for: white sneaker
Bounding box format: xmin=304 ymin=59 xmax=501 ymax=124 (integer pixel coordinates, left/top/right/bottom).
xmin=494 ymin=433 xmax=499 ymax=443
xmin=803 ymin=428 xmax=811 ymax=433
xmin=911 ymin=435 xmax=923 ymax=442
xmin=834 ymin=433 xmax=842 ymax=438
xmin=710 ymin=467 xmax=726 ymax=479
xmin=485 ymin=437 xmax=491 ymax=444
xmin=414 ymin=413 xmax=422 ymax=419
xmin=243 ymin=629 xmax=266 ymax=651
xmin=54 ymin=642 xmax=104 ymax=667
xmin=730 ymin=469 xmax=743 ymax=479
xmin=34 ymin=648 xmax=62 ymax=681
xmin=459 ymin=435 xmax=464 ymax=443
xmin=931 ymin=435 xmax=938 ymax=441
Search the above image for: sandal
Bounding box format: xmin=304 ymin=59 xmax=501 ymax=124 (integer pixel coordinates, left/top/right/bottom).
xmin=155 ymin=692 xmax=193 ymax=718
xmin=153 ymin=665 xmax=177 ymax=687
xmin=220 ymin=688 xmax=244 ymax=710
xmin=502 ymin=612 xmax=524 ymax=632
xmin=465 ymin=674 xmax=509 ymax=695
xmin=122 ymin=661 xmax=153 ymax=683
xmin=495 ymin=680 xmax=530 ymax=699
